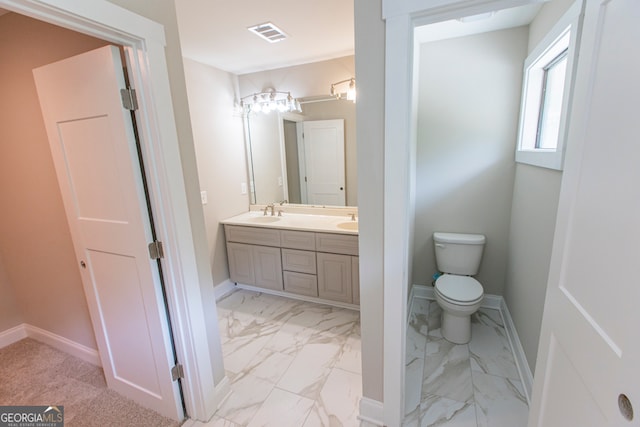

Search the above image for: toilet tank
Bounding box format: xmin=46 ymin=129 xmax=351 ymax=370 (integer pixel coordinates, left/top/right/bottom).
xmin=433 ymin=232 xmax=486 ymax=275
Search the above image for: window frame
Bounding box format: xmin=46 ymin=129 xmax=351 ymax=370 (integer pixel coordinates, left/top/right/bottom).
xmin=515 ymin=1 xmax=583 ymax=170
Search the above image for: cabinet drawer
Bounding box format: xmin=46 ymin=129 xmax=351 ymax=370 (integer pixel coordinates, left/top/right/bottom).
xmin=283 ymin=271 xmax=318 ymax=297
xmin=280 ymin=230 xmax=316 ymax=250
xmin=225 ymin=225 xmax=280 ymax=247
xmin=282 ymin=249 xmax=316 ymax=274
xmin=315 ymin=233 xmax=359 ymax=255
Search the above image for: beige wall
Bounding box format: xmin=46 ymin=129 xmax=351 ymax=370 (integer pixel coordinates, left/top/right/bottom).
xmin=355 ymin=0 xmax=385 ymax=404
xmin=0 ymin=12 xmax=108 ymax=348
xmin=0 ymin=250 xmax=22 ymax=332
xmin=412 ymin=27 xmax=528 ymax=295
xmin=503 ymin=0 xmax=574 ymax=374
xmin=182 ymin=58 xmax=249 ymax=287
xmin=238 ymin=56 xmax=358 ymax=206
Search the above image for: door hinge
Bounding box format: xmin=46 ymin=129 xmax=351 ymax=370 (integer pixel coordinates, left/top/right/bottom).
xmin=148 ymin=241 xmax=164 ymax=260
xmin=171 ymin=363 xmax=184 ymax=381
xmin=120 ymin=88 xmax=139 ymax=111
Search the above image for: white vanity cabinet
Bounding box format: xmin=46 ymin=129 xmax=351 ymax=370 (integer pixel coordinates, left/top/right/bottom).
xmin=224 ymin=224 xmax=359 ymax=306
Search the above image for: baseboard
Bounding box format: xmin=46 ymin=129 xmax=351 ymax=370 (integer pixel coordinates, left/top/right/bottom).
xmin=0 ymin=323 xmax=101 ymax=366
xmin=0 ymin=324 xmax=28 ymax=348
xmin=412 ymin=283 xmax=432 ymax=300
xmin=407 ymin=285 xmax=415 ymax=322
xmin=359 ymin=397 xmax=384 ymax=426
xmin=214 ymin=280 xmax=237 ymax=302
xmin=236 ymin=283 xmax=360 ymax=311
xmin=500 ymin=299 xmax=534 ymax=403
xmin=410 ymin=284 xmax=532 ymax=404
xmin=24 ymin=324 xmax=101 ymax=366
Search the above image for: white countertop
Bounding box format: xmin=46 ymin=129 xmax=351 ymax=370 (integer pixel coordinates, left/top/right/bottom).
xmin=221 ymin=210 xmax=358 ymax=235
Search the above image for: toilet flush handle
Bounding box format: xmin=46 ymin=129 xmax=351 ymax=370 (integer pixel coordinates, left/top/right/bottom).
xmin=435 ymin=243 xmax=445 ymax=248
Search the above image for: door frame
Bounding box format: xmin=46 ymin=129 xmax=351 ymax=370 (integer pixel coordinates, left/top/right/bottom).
xmin=0 ymin=0 xmax=226 ymax=422
xmin=379 ymin=0 xmax=546 ymax=425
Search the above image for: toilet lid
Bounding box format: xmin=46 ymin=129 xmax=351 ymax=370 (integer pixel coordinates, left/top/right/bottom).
xmin=435 ymin=275 xmax=483 ymax=303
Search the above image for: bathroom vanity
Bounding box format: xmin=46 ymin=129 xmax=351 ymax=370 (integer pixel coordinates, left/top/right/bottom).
xmin=222 ymin=208 xmax=359 ymax=307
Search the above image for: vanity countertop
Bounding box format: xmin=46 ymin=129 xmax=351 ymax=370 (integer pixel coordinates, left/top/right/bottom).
xmin=221 ymin=210 xmax=358 ymax=235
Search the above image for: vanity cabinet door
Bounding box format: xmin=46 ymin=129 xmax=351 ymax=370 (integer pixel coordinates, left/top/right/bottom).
xmin=227 ymin=242 xmax=255 ymax=285
xmin=252 ymin=245 xmax=283 ymax=291
xmin=317 ymin=252 xmax=352 ymax=303
xmin=352 ymin=256 xmax=360 ymax=305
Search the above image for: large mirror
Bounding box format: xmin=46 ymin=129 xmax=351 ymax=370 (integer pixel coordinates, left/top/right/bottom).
xmin=238 ymin=58 xmax=358 ymax=207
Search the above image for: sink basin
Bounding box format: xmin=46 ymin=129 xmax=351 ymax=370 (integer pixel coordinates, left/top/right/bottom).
xmin=248 ymin=216 xmax=281 ymax=223
xmin=337 ymin=221 xmax=358 ymax=231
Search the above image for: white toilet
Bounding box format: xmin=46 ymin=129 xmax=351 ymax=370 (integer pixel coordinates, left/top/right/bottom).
xmin=433 ymin=232 xmax=486 ymax=344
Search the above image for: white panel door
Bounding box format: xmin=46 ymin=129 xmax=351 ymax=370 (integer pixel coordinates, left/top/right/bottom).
xmin=33 ymin=45 xmax=181 ymax=420
xmin=303 ymin=119 xmax=346 ymax=206
xmin=529 ymin=1 xmax=640 ymax=425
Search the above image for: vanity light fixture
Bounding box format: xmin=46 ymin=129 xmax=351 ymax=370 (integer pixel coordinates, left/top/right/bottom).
xmin=238 ymin=88 xmax=302 ymax=114
xmin=330 ymin=78 xmax=356 ymax=103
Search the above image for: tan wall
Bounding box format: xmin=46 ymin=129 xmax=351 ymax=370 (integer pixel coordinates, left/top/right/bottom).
xmin=182 ymin=58 xmax=249 ymax=287
xmin=0 ymin=12 xmax=108 ymax=348
xmin=0 ymin=250 xmax=22 ymax=332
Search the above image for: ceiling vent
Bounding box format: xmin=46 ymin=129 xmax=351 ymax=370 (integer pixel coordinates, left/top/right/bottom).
xmin=247 ymin=22 xmax=288 ymax=43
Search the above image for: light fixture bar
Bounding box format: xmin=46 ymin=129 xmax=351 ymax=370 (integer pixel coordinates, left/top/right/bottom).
xmin=238 ymin=88 xmax=301 ymax=114
xmin=330 ymin=78 xmax=356 ymax=103
xmin=248 ymin=22 xmax=288 ymax=43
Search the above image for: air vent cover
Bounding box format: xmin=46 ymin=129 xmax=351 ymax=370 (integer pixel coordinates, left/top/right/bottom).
xmin=248 ymin=22 xmax=287 ymax=43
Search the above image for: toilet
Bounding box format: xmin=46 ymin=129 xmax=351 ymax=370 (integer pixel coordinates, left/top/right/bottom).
xmin=433 ymin=232 xmax=486 ymax=344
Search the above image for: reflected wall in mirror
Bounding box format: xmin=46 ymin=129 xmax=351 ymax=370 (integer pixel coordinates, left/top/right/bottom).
xmin=239 ymin=56 xmax=357 ymax=207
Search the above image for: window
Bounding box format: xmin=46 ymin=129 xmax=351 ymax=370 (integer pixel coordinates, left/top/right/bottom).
xmin=536 ymin=49 xmax=568 ymax=149
xmin=515 ymin=2 xmax=582 ymax=170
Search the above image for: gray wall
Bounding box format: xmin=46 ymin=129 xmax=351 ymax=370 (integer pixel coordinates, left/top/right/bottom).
xmin=182 ymin=58 xmax=250 ymax=288
xmin=503 ymin=0 xmax=574 ymax=374
xmin=412 ymin=27 xmax=528 ymax=295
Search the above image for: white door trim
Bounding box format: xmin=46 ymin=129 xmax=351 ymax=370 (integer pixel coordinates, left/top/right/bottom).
xmin=380 ymin=0 xmax=545 ymax=425
xmin=0 ymin=0 xmax=223 ymax=421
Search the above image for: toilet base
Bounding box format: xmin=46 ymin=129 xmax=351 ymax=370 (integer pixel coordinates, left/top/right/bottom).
xmin=441 ymin=311 xmax=472 ymax=344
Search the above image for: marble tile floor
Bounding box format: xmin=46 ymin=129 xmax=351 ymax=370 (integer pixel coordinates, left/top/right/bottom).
xmin=200 ymin=289 xmax=373 ymax=427
xmin=403 ymin=299 xmax=529 ymax=427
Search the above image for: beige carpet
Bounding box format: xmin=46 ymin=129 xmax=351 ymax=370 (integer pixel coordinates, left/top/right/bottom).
xmin=0 ymin=338 xmax=181 ymax=427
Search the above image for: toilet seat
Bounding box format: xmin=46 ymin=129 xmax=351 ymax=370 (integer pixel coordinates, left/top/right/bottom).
xmin=435 ymin=274 xmax=483 ymax=305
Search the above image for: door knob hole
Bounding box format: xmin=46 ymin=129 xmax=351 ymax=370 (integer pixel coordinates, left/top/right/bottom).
xmin=619 ymin=393 xmax=633 ymax=421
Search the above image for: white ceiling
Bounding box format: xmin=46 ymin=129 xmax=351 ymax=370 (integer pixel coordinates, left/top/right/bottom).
xmin=175 ymin=0 xmax=355 ymax=75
